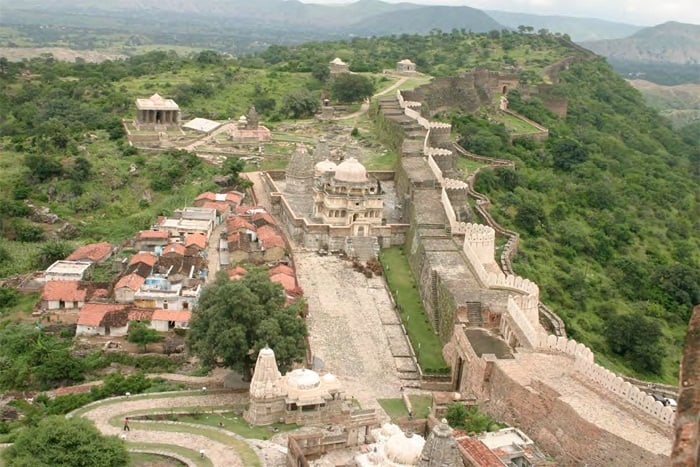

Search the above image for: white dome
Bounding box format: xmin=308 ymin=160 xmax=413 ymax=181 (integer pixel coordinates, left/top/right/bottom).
xmin=285 ymin=369 xmax=321 ymax=390
xmin=314 ymin=159 xmax=337 ymax=176
xmin=384 ymin=431 xmax=425 ymax=465
xmin=321 ymin=373 xmax=337 ymax=383
xmin=334 ymin=157 xmax=368 ymax=183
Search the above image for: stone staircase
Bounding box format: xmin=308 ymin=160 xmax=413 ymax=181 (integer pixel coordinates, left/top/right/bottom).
xmin=345 ymin=236 xmax=380 ymax=261
xmin=466 ymin=302 xmax=483 ymax=327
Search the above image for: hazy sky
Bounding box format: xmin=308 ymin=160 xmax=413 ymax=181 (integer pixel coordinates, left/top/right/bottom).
xmin=299 ymin=0 xmax=700 ymax=26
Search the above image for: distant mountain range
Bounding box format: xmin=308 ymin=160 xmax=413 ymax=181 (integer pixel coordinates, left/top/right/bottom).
xmin=1 ymin=0 xmax=699 ymax=86
xmin=485 ymin=10 xmax=642 ymax=42
xmin=582 ymin=22 xmax=700 ymax=65
xmin=0 ymin=0 xmax=640 ymax=43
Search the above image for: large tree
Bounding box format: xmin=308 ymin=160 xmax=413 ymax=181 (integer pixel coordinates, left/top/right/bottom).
xmin=127 ymin=321 xmax=162 ymax=353
xmin=330 ymin=73 xmax=374 ymax=103
xmin=187 ymin=269 xmax=307 ymax=376
xmin=2 ymin=416 xmax=128 ymax=467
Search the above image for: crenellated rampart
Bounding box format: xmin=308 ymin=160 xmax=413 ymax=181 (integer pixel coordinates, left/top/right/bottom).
xmin=539 ymin=335 xmax=676 ymax=426
xmin=376 ymin=73 xmax=673 ymax=465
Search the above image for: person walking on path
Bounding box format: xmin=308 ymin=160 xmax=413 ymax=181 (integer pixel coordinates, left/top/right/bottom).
xmin=123 ymin=417 xmax=130 ymax=431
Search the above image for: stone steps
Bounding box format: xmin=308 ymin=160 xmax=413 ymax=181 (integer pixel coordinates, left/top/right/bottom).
xmin=345 ymin=236 xmax=379 ymax=261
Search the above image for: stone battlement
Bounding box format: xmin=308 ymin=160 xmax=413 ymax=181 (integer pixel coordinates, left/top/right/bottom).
xmin=540 ymin=335 xmax=676 ymax=426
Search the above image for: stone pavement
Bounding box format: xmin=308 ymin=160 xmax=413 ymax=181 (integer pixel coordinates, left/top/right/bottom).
xmin=294 ymin=251 xmax=406 ymax=413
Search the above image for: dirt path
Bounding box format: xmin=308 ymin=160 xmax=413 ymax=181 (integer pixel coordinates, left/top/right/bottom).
xmin=334 ymin=77 xmax=408 ymax=121
xmin=79 ymin=394 xmax=247 ymax=466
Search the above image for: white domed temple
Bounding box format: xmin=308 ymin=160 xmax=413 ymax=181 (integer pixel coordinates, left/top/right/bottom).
xmin=244 ymin=347 xmax=345 ymax=426
xmin=267 ymin=139 xmax=408 ymax=260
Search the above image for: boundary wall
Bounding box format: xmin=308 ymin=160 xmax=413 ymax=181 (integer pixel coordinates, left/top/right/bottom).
xmin=395 ymin=90 xmax=545 ymax=348
xmin=539 ymin=335 xmax=675 ymax=426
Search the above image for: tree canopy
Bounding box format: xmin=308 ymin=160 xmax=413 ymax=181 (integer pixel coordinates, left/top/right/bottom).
xmin=330 ymin=73 xmax=374 ymax=103
xmin=127 ymin=321 xmax=162 ymax=353
xmin=187 ymin=269 xmax=308 ymax=376
xmin=1 ymin=416 xmax=128 ymax=467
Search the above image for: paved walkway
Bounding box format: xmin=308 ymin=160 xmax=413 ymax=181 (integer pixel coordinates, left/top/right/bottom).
xmin=206 ymin=221 xmax=226 ymax=283
xmin=294 ymin=251 xmax=403 ymax=413
xmin=78 ymin=393 xmax=287 ymax=467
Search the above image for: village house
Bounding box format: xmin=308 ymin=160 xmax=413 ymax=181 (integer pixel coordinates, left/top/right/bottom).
xmin=133 ymin=275 xmax=200 ymax=310
xmin=127 ymin=252 xmax=158 ymax=278
xmin=41 ymin=281 xmax=87 ymax=311
xmin=159 ymin=217 xmax=213 ymax=241
xmin=150 ymin=309 xmax=192 ymax=332
xmin=65 ymin=242 xmax=114 ymax=264
xmin=76 ymin=304 xmax=154 ymax=337
xmin=256 ymin=224 xmax=287 ymax=262
xmin=114 ymin=273 xmax=146 ymax=303
xmin=76 ymin=303 xmax=129 ymax=336
xmin=184 ymin=233 xmax=207 ymax=254
xmin=134 ymin=230 xmax=169 ymax=251
xmin=194 ymin=191 xmax=244 ymax=209
xmin=162 ymin=243 xmax=187 ymax=258
xmin=45 ymin=261 xmax=93 ymax=282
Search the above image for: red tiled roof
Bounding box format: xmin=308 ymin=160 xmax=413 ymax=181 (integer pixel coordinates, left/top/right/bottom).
xmin=137 ymin=230 xmax=169 ymax=240
xmin=185 ymin=233 xmax=207 ymax=249
xmin=227 ymin=266 xmax=247 ymax=280
xmin=152 ymin=309 xmax=191 ymax=322
xmin=115 ymin=273 xmax=145 ymax=291
xmin=201 ymin=201 xmax=230 ymax=214
xmin=227 ymin=216 xmax=255 ymax=232
xmin=195 ymin=191 xmax=216 ymax=202
xmin=129 ymin=252 xmax=157 ymax=267
xmin=257 ymin=225 xmax=286 ymax=249
xmin=77 ymin=303 xmax=126 ymax=327
xmin=269 ymin=264 xmax=294 ymax=277
xmin=163 ymin=243 xmax=186 ymax=256
xmin=42 ymin=281 xmax=87 ymax=302
xmin=457 ymin=437 xmax=505 ymax=467
xmin=127 ymin=308 xmax=154 ymax=322
xmin=66 ymin=242 xmax=113 ymax=262
xmin=225 ymin=191 xmax=244 ymax=204
xmin=270 ymin=273 xmax=296 ymax=292
xmin=252 ymin=212 xmax=276 ymax=226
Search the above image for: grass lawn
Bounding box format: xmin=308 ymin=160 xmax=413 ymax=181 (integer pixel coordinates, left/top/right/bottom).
xmin=364 ymin=149 xmax=398 ymax=170
xmin=496 ymin=112 xmax=542 ymax=134
xmin=131 ymin=421 xmax=261 ymax=466
xmin=456 ymin=156 xmax=488 ymax=174
xmin=380 ymin=247 xmax=449 ymax=373
xmin=129 ymin=442 xmax=213 ymax=467
xmin=129 ymin=451 xmax=187 ymax=467
xmin=378 ymin=395 xmax=432 ymax=422
xmin=176 ymin=412 xmax=297 ymax=439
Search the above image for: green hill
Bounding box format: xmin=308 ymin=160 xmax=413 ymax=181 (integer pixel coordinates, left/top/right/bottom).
xmin=0 ymin=31 xmax=697 ymax=383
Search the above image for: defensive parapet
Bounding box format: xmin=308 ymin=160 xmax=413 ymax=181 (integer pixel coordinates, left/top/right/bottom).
xmin=539 ymin=335 xmax=676 ymax=426
xmin=463 ymin=223 xmax=495 ymax=266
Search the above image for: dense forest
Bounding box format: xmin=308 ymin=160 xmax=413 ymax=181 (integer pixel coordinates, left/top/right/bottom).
xmin=456 ymin=59 xmax=699 ymax=381
xmin=0 ymin=30 xmax=698 ymax=382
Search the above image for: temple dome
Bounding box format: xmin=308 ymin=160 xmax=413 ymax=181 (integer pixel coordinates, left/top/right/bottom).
xmin=384 ymin=431 xmax=425 ymax=465
xmin=286 ymin=368 xmax=321 ymax=390
xmin=314 ymin=159 xmax=337 ymax=176
xmin=334 ymin=157 xmax=368 ymax=183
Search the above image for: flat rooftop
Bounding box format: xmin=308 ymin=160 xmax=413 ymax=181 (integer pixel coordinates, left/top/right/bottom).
xmin=464 ymin=328 xmax=513 ymax=359
xmin=46 ymin=261 xmax=92 ymax=275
